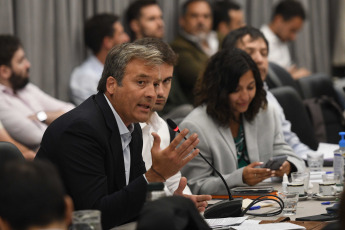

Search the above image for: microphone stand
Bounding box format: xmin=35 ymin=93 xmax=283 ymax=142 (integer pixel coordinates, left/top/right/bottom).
xmin=167 ymin=119 xmax=243 ymax=218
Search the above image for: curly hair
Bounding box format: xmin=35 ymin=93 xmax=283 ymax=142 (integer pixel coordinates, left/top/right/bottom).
xmin=194 ymin=48 xmax=267 ymax=126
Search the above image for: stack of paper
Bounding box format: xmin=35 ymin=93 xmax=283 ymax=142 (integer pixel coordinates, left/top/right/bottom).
xmin=205 ymin=216 xmax=248 ymax=229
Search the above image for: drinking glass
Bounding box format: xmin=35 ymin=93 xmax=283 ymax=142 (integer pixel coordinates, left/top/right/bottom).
xmin=291 ymin=172 xmax=310 ymax=196
xmin=278 ymin=191 xmax=299 ymax=216
xmin=307 ymin=152 xmax=324 ymax=172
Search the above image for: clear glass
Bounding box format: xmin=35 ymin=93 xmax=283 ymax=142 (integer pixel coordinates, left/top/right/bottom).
xmin=291 ymin=172 xmax=310 ymax=195
xmin=319 ymin=182 xmax=337 ymax=196
xmin=322 ymin=173 xmax=340 ymax=184
xmin=278 ymin=192 xmax=299 ymax=216
xmin=307 ymin=152 xmax=324 ymax=172
xmin=71 ymin=210 xmax=102 ymax=230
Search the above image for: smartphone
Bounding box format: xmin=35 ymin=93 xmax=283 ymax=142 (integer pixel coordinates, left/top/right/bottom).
xmin=262 ymin=156 xmax=287 ymax=170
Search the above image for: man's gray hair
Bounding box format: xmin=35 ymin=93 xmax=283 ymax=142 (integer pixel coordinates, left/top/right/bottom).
xmin=97 ymin=42 xmax=163 ymax=92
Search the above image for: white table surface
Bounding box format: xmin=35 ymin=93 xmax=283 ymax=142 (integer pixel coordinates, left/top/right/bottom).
xmin=113 ymin=167 xmax=340 ymax=229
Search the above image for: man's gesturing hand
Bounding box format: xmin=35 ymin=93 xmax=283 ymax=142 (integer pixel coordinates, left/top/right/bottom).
xmin=146 ymin=129 xmax=199 ymax=182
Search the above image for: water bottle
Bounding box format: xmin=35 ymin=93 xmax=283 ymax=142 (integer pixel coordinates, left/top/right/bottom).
xmin=333 ymin=132 xmax=345 ymax=185
xmin=146 ymin=182 xmax=166 ymax=202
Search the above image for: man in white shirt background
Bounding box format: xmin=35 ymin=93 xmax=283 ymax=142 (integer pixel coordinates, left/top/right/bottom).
xmin=260 ymin=0 xmax=311 ymax=80
xmin=70 ymin=13 xmax=130 ymax=105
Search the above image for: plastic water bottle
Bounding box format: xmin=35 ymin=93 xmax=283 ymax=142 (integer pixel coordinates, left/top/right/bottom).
xmin=333 ymin=132 xmax=345 ymax=185
xmin=146 ymin=182 xmax=166 ymax=202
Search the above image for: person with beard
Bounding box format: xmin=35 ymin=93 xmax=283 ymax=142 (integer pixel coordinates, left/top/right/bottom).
xmin=125 ymin=0 xmax=164 ymax=41
xmin=0 ymin=35 xmax=74 ymax=152
xmin=168 ymin=0 xmax=219 ymax=112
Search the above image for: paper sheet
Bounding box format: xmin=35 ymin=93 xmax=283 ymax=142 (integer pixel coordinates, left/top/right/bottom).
xmin=205 ymin=216 xmax=248 ymax=228
xmin=317 ymin=142 xmax=338 ymax=160
xmin=230 ymin=222 xmax=305 ymax=230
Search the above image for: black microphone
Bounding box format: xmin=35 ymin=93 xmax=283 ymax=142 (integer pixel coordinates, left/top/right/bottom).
xmin=167 ymin=118 xmax=243 ymax=219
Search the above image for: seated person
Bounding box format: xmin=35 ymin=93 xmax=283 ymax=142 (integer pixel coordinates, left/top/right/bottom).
xmin=70 ymin=14 xmax=129 ymax=105
xmin=222 ymin=26 xmax=316 ymax=159
xmin=0 ymin=160 xmax=73 ymax=230
xmin=35 ymin=41 xmax=209 ymax=229
xmin=0 ymin=121 xmax=35 ymax=160
xmin=180 ymin=48 xmax=305 ymax=195
xmin=0 ymin=35 xmax=74 ymax=151
xmin=260 ymin=0 xmax=310 ymax=79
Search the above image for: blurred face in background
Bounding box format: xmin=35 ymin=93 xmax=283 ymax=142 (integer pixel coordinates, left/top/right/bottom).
xmin=274 ymin=16 xmax=304 ymax=42
xmin=228 ymin=9 xmax=245 ymax=32
xmin=180 ymin=1 xmax=212 ymax=37
xmin=236 ymin=35 xmax=268 ymax=81
xmin=112 ymin=22 xmax=130 ymax=45
xmin=131 ymin=4 xmax=165 ymax=39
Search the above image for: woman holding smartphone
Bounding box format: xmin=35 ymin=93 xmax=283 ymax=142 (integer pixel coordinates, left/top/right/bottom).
xmin=180 ymin=48 xmax=305 ymax=195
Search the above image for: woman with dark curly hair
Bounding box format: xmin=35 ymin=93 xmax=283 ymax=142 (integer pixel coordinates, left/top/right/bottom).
xmin=180 ymin=48 xmax=305 ymax=195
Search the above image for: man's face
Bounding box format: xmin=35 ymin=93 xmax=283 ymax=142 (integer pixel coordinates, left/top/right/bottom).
xmin=9 ymin=48 xmax=31 ymax=90
xmin=180 ymin=1 xmax=212 ymax=37
xmin=136 ymin=4 xmax=164 ymax=39
xmin=112 ymin=22 xmax=130 ymax=46
xmin=153 ymin=63 xmax=173 ymax=112
xmin=275 ymin=16 xmax=304 ymax=42
xmin=228 ymin=9 xmax=245 ymax=32
xmin=107 ymin=58 xmax=161 ymax=126
xmin=237 ymin=35 xmax=268 ymax=81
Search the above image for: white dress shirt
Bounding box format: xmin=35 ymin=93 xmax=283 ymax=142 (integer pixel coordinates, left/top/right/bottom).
xmin=261 ymin=24 xmax=292 ymax=69
xmin=265 ymin=83 xmax=315 ymax=159
xmin=70 ymin=55 xmax=104 ymax=105
xmin=140 ymin=112 xmax=192 ymax=195
xmin=104 ymin=95 xmax=133 ymax=185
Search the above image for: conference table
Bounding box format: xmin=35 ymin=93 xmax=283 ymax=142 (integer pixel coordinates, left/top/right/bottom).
xmin=114 ymin=167 xmax=340 ymax=230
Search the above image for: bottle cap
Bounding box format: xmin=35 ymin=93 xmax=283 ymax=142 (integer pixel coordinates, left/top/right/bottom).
xmin=339 ymin=132 xmax=345 ymax=147
xmin=283 ymin=173 xmax=288 ymax=183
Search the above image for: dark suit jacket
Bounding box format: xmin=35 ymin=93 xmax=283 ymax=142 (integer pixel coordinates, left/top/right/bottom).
xmin=170 ymin=34 xmax=209 ymax=105
xmin=35 ymin=93 xmax=147 ymax=229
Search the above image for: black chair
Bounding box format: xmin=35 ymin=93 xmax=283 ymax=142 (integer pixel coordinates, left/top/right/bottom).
xmin=0 ymin=142 xmax=25 ymax=168
xmin=270 ymin=86 xmax=319 ymax=150
xmin=297 ymin=73 xmax=344 ymax=107
xmin=266 ymin=62 xmax=303 ymax=96
xmin=137 ymin=196 xmax=211 ymax=230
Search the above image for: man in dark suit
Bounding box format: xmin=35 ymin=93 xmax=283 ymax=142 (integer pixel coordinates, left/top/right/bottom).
xmin=35 ymin=41 xmax=201 ymax=229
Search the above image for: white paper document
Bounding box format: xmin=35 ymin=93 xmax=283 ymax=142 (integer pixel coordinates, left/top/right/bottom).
xmin=317 ymin=142 xmax=338 ymax=160
xmin=205 ymin=216 xmax=248 ymax=228
xmin=239 ymin=219 xmax=261 ymax=225
xmin=230 ymin=223 xmax=305 ymax=230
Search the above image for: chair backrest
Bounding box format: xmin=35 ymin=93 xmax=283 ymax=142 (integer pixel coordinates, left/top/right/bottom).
xmin=267 ymin=62 xmax=302 ymax=96
xmin=136 ymin=196 xmax=211 ymax=230
xmin=270 ymin=86 xmax=319 ymax=150
xmin=297 ymin=73 xmax=343 ymax=106
xmin=0 ymin=142 xmax=25 ymax=168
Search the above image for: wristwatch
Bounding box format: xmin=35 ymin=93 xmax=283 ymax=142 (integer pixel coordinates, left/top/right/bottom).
xmin=36 ymin=111 xmax=47 ymax=123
